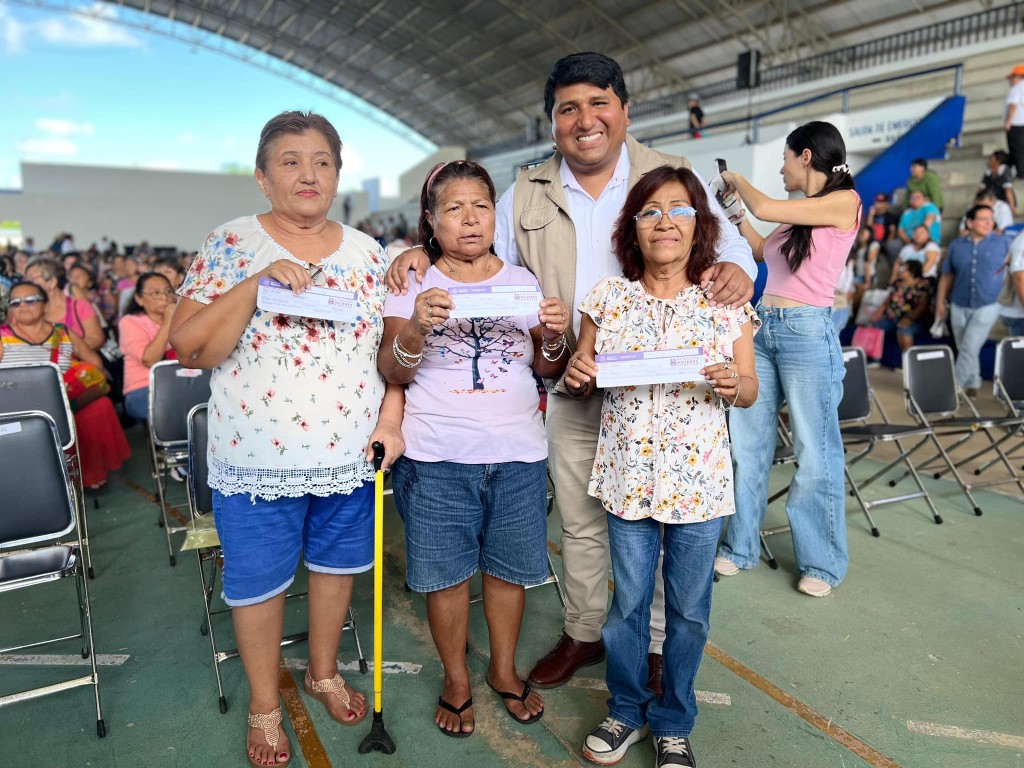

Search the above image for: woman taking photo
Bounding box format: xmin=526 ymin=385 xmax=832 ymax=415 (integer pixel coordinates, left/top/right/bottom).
xmin=379 ymin=160 xmax=568 ymax=737
xmin=170 ymin=111 xmax=404 ymax=768
xmin=564 ymin=165 xmax=757 ymax=768
xmin=0 ymin=281 xmax=131 ymax=489
xmin=712 ymin=121 xmax=861 ymax=598
xmin=118 ymin=272 xmax=177 ymax=422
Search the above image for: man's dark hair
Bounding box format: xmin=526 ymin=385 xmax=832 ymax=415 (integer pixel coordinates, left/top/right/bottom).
xmin=543 ymin=52 xmax=628 ymax=120
xmin=966 ymin=204 xmax=993 ymax=221
xmin=910 ymin=158 xmax=928 ymax=169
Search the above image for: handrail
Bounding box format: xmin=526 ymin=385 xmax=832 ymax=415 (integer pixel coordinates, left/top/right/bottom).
xmin=638 ymin=64 xmax=963 ymax=147
xmin=470 ymin=1 xmax=1022 ymax=159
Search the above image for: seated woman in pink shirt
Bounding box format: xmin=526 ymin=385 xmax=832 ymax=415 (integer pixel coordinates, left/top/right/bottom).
xmin=118 ymin=273 xmax=177 ymax=422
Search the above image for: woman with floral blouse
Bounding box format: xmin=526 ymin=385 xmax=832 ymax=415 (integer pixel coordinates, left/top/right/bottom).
xmin=170 ymin=111 xmax=404 ymax=768
xmin=564 ymin=166 xmax=758 ymax=768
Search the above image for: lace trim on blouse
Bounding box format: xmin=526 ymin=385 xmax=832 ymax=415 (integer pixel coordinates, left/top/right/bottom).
xmin=208 ymin=454 xmax=373 ymax=501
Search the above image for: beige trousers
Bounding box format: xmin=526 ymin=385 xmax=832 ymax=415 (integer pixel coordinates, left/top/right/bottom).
xmin=546 ymin=393 xmax=666 ymax=651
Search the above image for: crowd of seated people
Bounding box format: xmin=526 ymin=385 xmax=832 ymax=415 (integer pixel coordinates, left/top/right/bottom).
xmin=0 ymin=235 xmax=199 ymax=485
xmin=838 ymin=154 xmax=1023 ymax=393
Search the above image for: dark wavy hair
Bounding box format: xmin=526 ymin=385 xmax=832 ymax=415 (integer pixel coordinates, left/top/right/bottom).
xmin=543 ymin=52 xmax=629 ymax=120
xmin=255 ymin=110 xmax=342 ymax=175
xmin=779 ymin=121 xmax=856 ymax=273
xmin=418 ymin=161 xmax=497 ymax=262
xmin=611 ymin=165 xmax=722 ymax=284
xmin=124 ymin=272 xmax=172 ymax=316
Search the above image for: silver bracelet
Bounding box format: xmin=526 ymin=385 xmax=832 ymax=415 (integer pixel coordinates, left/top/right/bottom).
xmin=392 ymin=335 xmax=422 ymax=369
xmin=541 ymin=334 xmax=567 ymax=362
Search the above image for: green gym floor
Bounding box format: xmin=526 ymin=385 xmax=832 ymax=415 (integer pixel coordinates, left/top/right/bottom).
xmin=2 ymin=371 xmax=1022 ymax=768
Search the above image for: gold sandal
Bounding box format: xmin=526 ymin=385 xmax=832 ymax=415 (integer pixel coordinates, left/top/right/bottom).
xmin=304 ymin=669 xmax=367 ymax=726
xmin=246 ymin=707 xmax=290 ymax=767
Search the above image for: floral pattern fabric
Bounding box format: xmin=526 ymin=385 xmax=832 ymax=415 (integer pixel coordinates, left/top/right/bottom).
xmin=178 ymin=215 xmax=388 ymax=500
xmin=580 ymin=276 xmax=759 ymax=524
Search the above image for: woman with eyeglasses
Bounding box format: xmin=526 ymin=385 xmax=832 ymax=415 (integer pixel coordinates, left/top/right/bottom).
xmin=564 ymin=166 xmax=757 ymax=767
xmin=169 ymin=111 xmax=404 ymax=768
xmin=711 ymin=121 xmax=861 ymax=598
xmin=0 ymin=281 xmax=131 ymax=489
xmin=117 ymin=272 xmax=179 ymax=423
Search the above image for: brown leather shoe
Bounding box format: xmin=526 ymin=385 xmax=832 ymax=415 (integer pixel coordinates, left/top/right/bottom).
xmin=527 ymin=633 xmax=605 ymax=689
xmin=646 ymin=653 xmax=663 ymax=698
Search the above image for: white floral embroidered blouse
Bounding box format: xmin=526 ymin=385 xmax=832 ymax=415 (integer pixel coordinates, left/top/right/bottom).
xmin=178 ymin=216 xmax=389 ymax=500
xmin=579 ymin=276 xmax=759 ymax=524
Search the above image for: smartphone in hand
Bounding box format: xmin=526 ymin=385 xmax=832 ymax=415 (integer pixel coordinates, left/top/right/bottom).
xmin=716 ymin=157 xmax=727 ymax=173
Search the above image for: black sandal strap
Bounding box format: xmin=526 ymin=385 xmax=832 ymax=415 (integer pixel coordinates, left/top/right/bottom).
xmin=437 ymin=696 xmax=473 ymax=715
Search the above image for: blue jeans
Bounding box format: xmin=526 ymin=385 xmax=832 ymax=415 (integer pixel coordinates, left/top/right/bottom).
xmin=1001 ymin=315 xmax=1024 ymax=337
xmin=124 ymin=387 xmax=149 ymax=421
xmin=603 ymin=513 xmax=723 ymax=738
xmin=831 ymin=306 xmax=850 ymax=333
xmin=719 ymin=305 xmax=848 ymax=586
xmin=950 ymin=303 xmax=1000 ymax=390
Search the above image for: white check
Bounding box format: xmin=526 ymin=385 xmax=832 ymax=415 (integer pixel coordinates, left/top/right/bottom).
xmin=448 ymin=285 xmax=541 ymax=319
xmin=596 ymin=348 xmax=706 ymax=387
xmin=256 ymin=277 xmax=359 ymax=322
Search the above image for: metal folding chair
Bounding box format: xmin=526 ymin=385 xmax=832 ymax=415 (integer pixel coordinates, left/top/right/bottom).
xmin=756 ymin=412 xmax=798 ymax=570
xmin=0 ymin=410 xmax=105 ymax=737
xmin=901 ymin=345 xmax=1024 ymax=514
xmin=185 ymin=404 xmax=366 ymax=714
xmin=837 ymin=346 xmax=943 ymax=532
xmin=0 ymin=362 xmax=95 ymax=578
xmin=148 ymin=360 xmax=212 ymax=566
xmin=967 ymin=336 xmax=1024 ymax=473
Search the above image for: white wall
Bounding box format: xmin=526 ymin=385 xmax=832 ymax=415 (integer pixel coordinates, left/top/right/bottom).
xmin=4 ymin=162 xmax=350 ymax=251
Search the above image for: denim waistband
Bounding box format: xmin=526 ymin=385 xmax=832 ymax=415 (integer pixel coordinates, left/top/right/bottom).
xmin=755 ymin=303 xmax=833 ymax=318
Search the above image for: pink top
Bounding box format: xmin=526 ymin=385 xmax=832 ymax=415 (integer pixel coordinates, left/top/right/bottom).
xmin=383 ymin=263 xmax=547 ymax=464
xmin=118 ymin=313 xmax=170 ymax=394
xmin=62 ymin=296 xmax=97 ymax=338
xmin=762 ymin=197 xmax=861 ymax=307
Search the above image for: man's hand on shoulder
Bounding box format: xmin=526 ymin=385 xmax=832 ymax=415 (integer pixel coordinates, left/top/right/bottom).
xmin=385 ymin=246 xmax=430 ymax=294
xmin=700 ymin=262 xmax=754 ymax=308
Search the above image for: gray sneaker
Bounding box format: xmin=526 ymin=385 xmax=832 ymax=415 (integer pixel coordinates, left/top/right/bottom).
xmin=583 ymin=717 xmax=649 ymax=765
xmin=655 ymin=736 xmax=696 ymax=767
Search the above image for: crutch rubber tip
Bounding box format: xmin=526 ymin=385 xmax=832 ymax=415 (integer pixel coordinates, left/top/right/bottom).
xmin=358 ymin=712 xmax=396 ymax=754
xmin=934 ymin=515 xmax=943 ymax=525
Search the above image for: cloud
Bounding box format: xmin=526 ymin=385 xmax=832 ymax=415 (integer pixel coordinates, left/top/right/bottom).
xmin=341 ymin=144 xmax=366 ymax=176
xmin=178 ymin=132 xmax=198 ymax=144
xmin=19 ymin=137 xmax=79 ymax=157
xmin=0 ymin=5 xmax=26 ymax=54
xmin=4 ymin=3 xmax=143 ymax=53
xmin=35 ymin=118 xmax=95 ymax=137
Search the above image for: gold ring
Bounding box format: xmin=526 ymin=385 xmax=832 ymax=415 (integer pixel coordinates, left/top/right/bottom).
xmin=732 ymin=370 xmax=739 ymax=379
xmin=724 ymin=363 xmax=732 ymax=370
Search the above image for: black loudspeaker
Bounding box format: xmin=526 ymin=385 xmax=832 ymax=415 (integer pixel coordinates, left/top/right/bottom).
xmin=737 ymin=50 xmax=761 ymax=89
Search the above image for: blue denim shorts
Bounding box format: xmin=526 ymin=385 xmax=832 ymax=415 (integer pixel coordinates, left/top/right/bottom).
xmin=391 ymin=457 xmax=549 ymax=592
xmin=212 ymin=484 xmax=373 ymax=606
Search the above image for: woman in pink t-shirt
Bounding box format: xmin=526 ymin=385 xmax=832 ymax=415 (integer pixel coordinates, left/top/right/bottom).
xmin=117 ymin=273 xmax=176 ymax=422
xmin=379 ymin=161 xmax=568 ymax=737
xmin=711 ymin=121 xmax=861 ymax=598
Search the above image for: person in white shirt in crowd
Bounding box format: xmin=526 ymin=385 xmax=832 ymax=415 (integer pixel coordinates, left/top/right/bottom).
xmin=892 ymin=224 xmax=941 ymax=281
xmin=1004 ymin=64 xmax=1024 ymax=179
xmin=960 ymin=190 xmax=1014 ymax=233
xmin=999 ymin=229 xmax=1024 ymax=337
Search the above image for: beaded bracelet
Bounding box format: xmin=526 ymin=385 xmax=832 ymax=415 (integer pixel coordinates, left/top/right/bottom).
xmin=392 ymin=335 xmax=423 ymax=369
xmin=541 ymin=334 xmax=567 ymax=362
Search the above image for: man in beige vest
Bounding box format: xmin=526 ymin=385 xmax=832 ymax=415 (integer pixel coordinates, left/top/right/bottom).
xmin=388 ymin=52 xmax=756 ymax=694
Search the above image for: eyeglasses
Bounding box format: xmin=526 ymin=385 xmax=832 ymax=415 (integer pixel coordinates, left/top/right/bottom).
xmin=634 ymin=207 xmax=697 ymax=227
xmin=8 ymin=296 xmax=45 ymax=308
xmin=307 ymin=262 xmax=328 ymax=287
xmin=140 ymin=290 xmax=176 ymax=298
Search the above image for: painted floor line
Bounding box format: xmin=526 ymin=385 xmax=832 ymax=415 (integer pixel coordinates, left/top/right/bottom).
xmin=569 ymin=677 xmax=731 ymax=704
xmin=907 ymin=720 xmax=1024 ymax=749
xmin=0 ymin=653 xmax=130 ymax=666
xmin=283 ymin=658 xmax=422 ymax=675
xmin=704 ymin=642 xmax=902 ymax=768
xmin=279 ymin=661 xmax=331 ymax=768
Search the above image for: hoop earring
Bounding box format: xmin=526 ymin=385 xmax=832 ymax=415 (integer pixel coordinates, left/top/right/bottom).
xmin=429 ymin=236 xmax=439 ymax=251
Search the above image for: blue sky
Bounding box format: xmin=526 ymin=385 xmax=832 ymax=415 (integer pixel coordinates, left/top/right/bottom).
xmin=0 ymin=1 xmax=433 ymax=195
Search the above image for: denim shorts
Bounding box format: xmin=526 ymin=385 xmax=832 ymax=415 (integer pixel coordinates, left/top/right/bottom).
xmin=391 ymin=457 xmax=549 ymax=593
xmin=212 ymin=484 xmax=373 ymax=606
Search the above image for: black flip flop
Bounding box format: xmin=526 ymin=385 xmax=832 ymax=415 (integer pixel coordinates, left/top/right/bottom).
xmin=436 ymin=696 xmax=474 ymax=738
xmin=486 ymin=679 xmax=544 ymax=725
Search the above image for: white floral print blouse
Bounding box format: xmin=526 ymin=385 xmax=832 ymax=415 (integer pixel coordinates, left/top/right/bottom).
xmin=178 ymin=215 xmax=388 ymax=500
xmin=579 ymin=276 xmax=759 ymax=524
